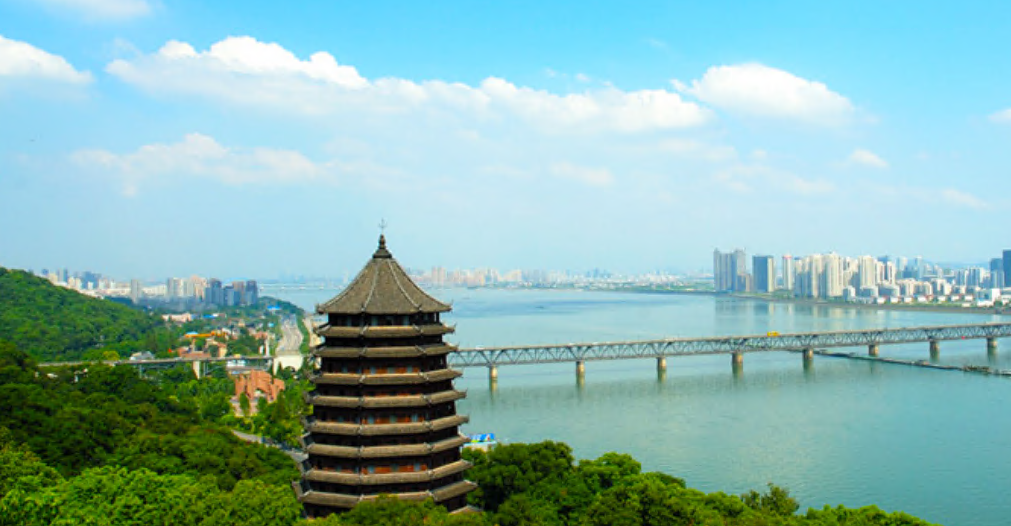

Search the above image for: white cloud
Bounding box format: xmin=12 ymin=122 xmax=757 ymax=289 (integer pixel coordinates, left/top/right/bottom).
xmin=34 ymin=0 xmax=151 ymax=21
xmin=550 ymin=162 xmax=614 ymax=186
xmin=989 ymin=108 xmax=1011 ymax=124
xmin=939 ymin=188 xmax=988 ymax=210
xmin=72 ymin=133 xmax=325 ymax=195
xmin=715 ymin=163 xmax=834 ymax=195
xmin=107 ymin=36 xmax=711 ymax=132
xmin=677 ymin=63 xmax=856 ymax=125
xmin=658 ymin=139 xmax=737 ymax=162
xmin=0 ymin=35 xmax=92 ymax=84
xmin=847 ymin=148 xmax=888 ymax=169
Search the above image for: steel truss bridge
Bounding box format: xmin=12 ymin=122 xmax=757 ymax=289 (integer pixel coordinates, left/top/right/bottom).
xmin=447 ymin=322 xmax=1011 ymax=369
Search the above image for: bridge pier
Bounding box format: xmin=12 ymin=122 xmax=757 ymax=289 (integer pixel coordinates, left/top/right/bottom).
xmin=987 ymin=337 xmax=998 ymax=353
xmin=929 ymin=340 xmax=940 ymax=359
xmin=191 ymin=360 xmax=203 ymax=379
xmin=868 ymin=344 xmax=879 ymax=357
xmin=802 ymin=348 xmax=814 ymax=361
xmin=488 ymin=365 xmax=499 ymax=381
xmin=731 ymin=351 xmax=744 ymax=367
xmin=576 ymin=360 xmax=585 ymax=380
xmin=657 ymin=357 xmax=667 ymax=373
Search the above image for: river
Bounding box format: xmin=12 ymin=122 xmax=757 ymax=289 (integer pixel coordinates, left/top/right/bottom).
xmin=266 ymin=286 xmax=1011 ymax=525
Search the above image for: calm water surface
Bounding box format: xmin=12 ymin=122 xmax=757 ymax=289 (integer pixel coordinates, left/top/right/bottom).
xmin=269 ymin=286 xmax=1011 ymax=526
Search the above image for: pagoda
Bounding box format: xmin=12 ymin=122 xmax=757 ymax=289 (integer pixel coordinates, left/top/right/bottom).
xmin=294 ymin=235 xmax=476 ymax=517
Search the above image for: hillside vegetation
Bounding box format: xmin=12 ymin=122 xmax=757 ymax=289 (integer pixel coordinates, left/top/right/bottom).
xmin=0 ymin=268 xmax=167 ymax=362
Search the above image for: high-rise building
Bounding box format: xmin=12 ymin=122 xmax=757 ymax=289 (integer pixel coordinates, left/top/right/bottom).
xmin=782 ymin=255 xmax=794 ymax=291
xmin=753 ymin=255 xmax=775 ymax=293
xmin=1003 ymin=251 xmax=1011 ymax=290
xmin=206 ymin=279 xmax=223 ymax=305
xmin=822 ymin=254 xmax=844 ymax=298
xmin=858 ymin=256 xmax=877 ymax=290
xmin=245 ymin=280 xmax=259 ymax=306
xmin=130 ymin=279 xmax=142 ymax=303
xmin=730 ymin=249 xmax=747 ymax=291
xmin=713 ymin=249 xmax=749 ymax=292
xmin=295 ymin=236 xmax=474 ymax=517
xmin=968 ymin=267 xmax=984 ymax=289
xmin=713 ymin=250 xmax=730 ymax=291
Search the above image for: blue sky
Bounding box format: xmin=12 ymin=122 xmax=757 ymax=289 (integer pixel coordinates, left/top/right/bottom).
xmin=2 ymin=0 xmax=1010 ymax=280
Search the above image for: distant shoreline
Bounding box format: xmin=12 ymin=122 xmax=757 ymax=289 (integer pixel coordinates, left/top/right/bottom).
xmin=634 ymin=288 xmax=1011 ymax=317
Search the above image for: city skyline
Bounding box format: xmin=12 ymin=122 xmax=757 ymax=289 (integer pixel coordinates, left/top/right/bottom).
xmin=3 ymin=2 xmax=1011 ymax=277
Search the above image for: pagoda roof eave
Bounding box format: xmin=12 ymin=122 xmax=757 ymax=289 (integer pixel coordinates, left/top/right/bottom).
xmin=317 ymin=236 xmax=451 ymax=316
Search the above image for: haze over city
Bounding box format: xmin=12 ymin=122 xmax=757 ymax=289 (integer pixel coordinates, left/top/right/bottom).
xmin=3 ymin=1 xmax=1011 ymax=279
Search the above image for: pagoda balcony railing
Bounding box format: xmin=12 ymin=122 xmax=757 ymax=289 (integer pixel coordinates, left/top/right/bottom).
xmin=312 ymin=343 xmax=457 ymax=359
xmin=308 ymin=369 xmax=462 ymax=386
xmin=302 ymin=434 xmax=470 ymax=460
xmin=302 ymin=414 xmax=469 ymax=436
xmin=303 ymin=389 xmax=466 ymax=409
xmin=314 ymin=324 xmax=455 ymax=339
xmin=292 ymin=478 xmax=312 ymax=498
xmin=296 ymin=480 xmax=477 ymax=508
xmin=303 ymin=459 xmax=472 ymax=486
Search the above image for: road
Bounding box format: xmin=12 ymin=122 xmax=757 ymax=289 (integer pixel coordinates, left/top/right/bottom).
xmin=274 ymin=316 xmax=305 ymax=370
xmin=231 ymin=429 xmax=306 ymax=462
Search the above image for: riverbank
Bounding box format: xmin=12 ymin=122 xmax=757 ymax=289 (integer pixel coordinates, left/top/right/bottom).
xmin=726 ymin=292 xmax=1011 ymax=316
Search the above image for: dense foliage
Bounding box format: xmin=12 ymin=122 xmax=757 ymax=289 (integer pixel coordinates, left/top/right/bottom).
xmin=0 ymin=268 xmax=174 ymax=362
xmin=0 ymin=342 xmax=296 ymax=486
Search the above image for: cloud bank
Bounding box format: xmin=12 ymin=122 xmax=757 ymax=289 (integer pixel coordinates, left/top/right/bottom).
xmin=0 ymin=35 xmax=92 ymax=84
xmin=106 ymin=36 xmax=712 ymax=133
xmin=72 ymin=133 xmax=325 ymax=195
xmin=677 ymin=63 xmax=856 ymax=125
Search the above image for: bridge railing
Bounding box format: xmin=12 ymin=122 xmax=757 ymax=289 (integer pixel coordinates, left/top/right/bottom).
xmin=447 ymin=322 xmax=1011 ymax=367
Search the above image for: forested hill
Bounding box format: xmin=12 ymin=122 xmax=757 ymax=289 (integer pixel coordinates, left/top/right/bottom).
xmin=0 ymin=267 xmax=163 ymax=362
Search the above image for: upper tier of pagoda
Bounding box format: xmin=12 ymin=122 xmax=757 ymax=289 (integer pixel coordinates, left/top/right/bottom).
xmin=317 ymin=235 xmax=451 ymax=315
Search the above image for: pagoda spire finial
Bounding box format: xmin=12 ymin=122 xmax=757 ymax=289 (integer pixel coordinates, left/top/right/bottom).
xmin=374 ymin=219 xmax=392 ymax=258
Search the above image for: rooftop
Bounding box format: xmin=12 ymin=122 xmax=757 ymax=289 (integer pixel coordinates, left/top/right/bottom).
xmin=317 ymin=235 xmax=451 ymax=315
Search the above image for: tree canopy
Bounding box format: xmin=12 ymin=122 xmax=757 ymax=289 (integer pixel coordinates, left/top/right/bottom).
xmin=0 ymin=268 xmax=169 ymax=362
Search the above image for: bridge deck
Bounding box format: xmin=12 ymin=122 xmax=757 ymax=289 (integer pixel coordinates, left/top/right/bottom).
xmin=446 ymin=322 xmax=1011 ymax=368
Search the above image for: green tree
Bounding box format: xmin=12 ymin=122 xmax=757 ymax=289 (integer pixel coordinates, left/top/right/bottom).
xmin=0 ymin=428 xmax=62 ymax=500
xmin=741 ymin=483 xmax=800 ymax=517
xmin=464 ymin=441 xmax=575 ymax=511
xmin=306 ymin=496 xmax=486 ymax=526
xmin=239 ymin=393 xmax=251 ymax=417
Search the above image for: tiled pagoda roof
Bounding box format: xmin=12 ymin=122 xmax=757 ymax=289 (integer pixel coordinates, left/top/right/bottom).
xmin=317 ymin=235 xmax=450 ymax=315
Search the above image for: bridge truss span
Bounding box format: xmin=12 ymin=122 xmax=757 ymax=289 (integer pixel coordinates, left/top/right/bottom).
xmin=448 ymin=322 xmax=1011 ymax=368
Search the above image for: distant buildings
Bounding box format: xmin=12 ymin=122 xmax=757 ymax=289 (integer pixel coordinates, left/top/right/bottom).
xmin=782 ymin=255 xmax=795 ymax=291
xmin=1003 ymin=250 xmax=1011 ymax=290
xmin=753 ymin=255 xmax=775 ymax=293
xmin=710 ymin=247 xmax=1011 ymax=307
xmin=713 ymin=248 xmax=749 ymax=292
xmin=29 ymin=266 xmax=259 ymax=310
